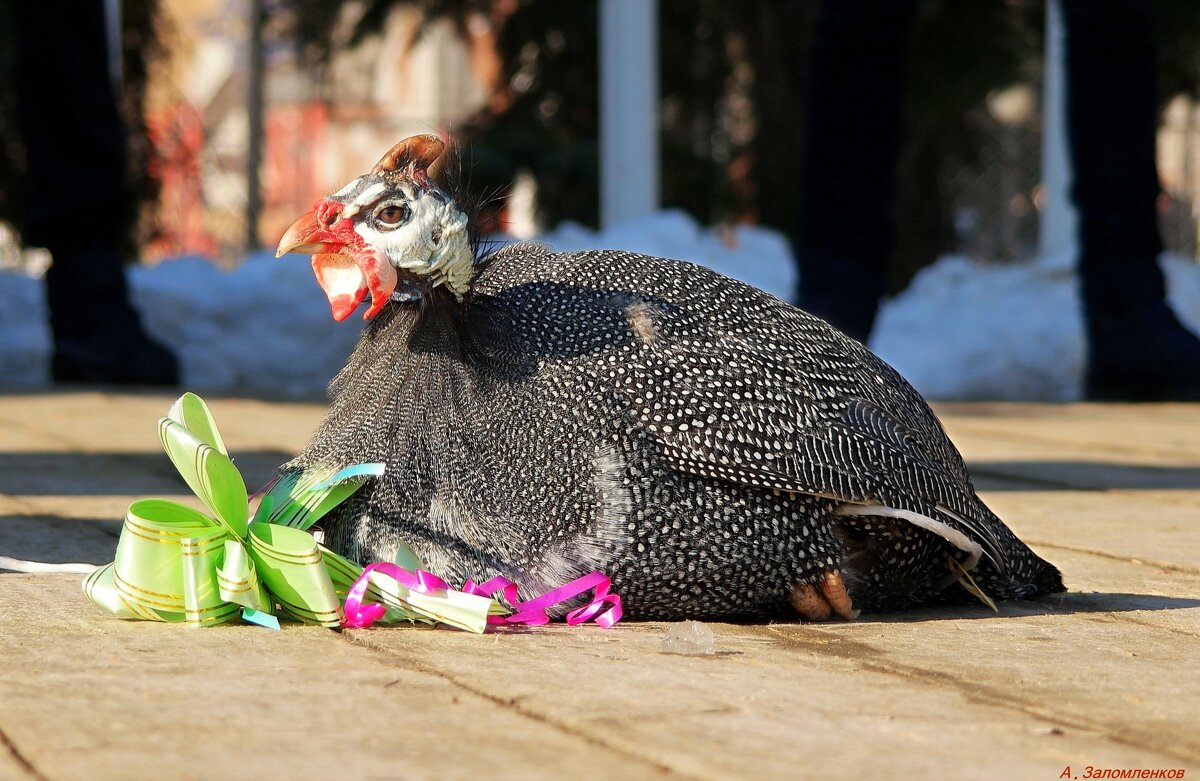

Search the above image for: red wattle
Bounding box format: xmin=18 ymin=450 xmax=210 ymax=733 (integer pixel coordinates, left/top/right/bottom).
xmin=330 ymin=294 xmax=358 ymax=322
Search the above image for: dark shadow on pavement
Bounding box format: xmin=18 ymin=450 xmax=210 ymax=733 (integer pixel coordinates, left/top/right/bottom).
xmin=0 ymin=450 xmax=292 ymax=496
xmin=856 ymin=591 xmax=1200 ymax=623
xmin=0 ymin=514 xmax=122 ymax=567
xmin=969 ymin=460 xmax=1200 ymax=491
xmin=0 ymin=386 xmax=328 ymax=403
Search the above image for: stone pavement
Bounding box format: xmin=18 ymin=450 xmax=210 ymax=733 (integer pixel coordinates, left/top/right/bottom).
xmin=0 ymin=391 xmax=1197 ymax=781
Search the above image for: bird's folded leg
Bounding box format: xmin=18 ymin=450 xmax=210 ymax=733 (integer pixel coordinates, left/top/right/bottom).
xmin=789 ymin=570 xmax=859 ymax=622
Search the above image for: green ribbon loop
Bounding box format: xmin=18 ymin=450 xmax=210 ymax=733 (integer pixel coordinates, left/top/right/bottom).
xmin=84 ymin=393 xmax=380 ymax=629
xmin=247 ymin=523 xmax=341 ymax=627
xmin=216 ymin=539 xmax=270 ymax=613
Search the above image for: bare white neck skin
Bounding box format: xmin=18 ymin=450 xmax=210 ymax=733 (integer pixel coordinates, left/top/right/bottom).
xmin=423 ymin=204 xmax=472 ymax=299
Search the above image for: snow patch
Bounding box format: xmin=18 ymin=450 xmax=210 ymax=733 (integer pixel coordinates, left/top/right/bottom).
xmin=0 ymin=272 xmax=52 ymax=386
xmin=871 ymin=254 xmax=1086 ymax=401
xmin=535 ymin=210 xmax=798 ymax=299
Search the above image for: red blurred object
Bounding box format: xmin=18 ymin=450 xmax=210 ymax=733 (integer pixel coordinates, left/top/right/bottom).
xmin=146 ymin=102 xmax=218 ymax=260
xmin=264 ymin=103 xmax=330 ymax=248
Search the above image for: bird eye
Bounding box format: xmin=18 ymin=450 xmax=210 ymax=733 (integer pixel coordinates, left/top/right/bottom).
xmin=376 ymin=204 xmax=408 ymax=225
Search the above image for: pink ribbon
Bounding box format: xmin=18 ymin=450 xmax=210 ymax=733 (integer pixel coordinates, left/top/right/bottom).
xmin=341 ymin=563 xmax=623 ymax=630
xmin=341 ymin=562 xmax=451 ymax=628
xmin=463 ymin=571 xmax=623 ymax=628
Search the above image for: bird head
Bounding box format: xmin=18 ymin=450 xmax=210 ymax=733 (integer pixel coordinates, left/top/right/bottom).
xmin=276 ymin=134 xmax=472 ymax=321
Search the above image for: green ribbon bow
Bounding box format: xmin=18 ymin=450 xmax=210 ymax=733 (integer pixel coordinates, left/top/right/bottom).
xmin=83 ymin=393 xmax=496 ymax=632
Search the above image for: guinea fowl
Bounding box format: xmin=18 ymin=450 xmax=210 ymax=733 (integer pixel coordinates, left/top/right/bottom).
xmin=276 ymin=135 xmax=1064 ymax=621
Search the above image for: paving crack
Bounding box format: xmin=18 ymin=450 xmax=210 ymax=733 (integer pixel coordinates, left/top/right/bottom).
xmin=0 ymin=723 xmax=48 ymax=781
xmin=340 ymin=630 xmax=686 ymax=779
xmin=1025 ymin=539 xmax=1200 ymax=576
xmin=765 ymin=626 xmax=1199 ymax=765
xmin=1096 ymin=611 xmax=1200 ymax=639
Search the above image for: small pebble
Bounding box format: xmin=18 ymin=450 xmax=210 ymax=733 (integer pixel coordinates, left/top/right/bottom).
xmin=661 ymin=620 xmax=716 ymax=655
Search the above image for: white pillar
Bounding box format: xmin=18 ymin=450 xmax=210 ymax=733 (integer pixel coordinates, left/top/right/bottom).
xmin=1038 ymin=0 xmax=1078 ymax=266
xmin=599 ymin=0 xmax=660 ymax=228
xmin=102 ymin=0 xmax=122 ymax=90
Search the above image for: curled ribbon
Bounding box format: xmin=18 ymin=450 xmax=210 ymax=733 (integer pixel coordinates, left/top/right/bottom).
xmin=342 ymin=563 xmax=451 ymax=628
xmin=345 ymin=565 xmax=623 ymax=630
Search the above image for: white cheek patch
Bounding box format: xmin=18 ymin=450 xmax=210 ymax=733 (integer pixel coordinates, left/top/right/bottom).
xmin=331 ymin=179 xmax=359 ymax=199
xmin=330 ymin=178 xmax=392 ymax=222
xmin=349 ymin=182 xmax=388 ymax=213
xmin=379 ymin=199 xmax=441 ymax=269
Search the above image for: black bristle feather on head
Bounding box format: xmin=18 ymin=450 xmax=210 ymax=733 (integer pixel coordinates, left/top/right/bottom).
xmin=424 ymin=139 xmax=506 ymax=268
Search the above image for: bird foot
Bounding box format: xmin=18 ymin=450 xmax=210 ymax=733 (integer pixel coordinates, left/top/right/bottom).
xmin=789 ymin=570 xmax=859 ymax=622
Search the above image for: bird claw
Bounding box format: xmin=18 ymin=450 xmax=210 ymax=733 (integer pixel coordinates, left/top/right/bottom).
xmin=789 ymin=569 xmax=859 ymax=622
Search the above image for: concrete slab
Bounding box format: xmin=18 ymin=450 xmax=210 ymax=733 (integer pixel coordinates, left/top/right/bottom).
xmin=0 ymin=392 xmax=1197 ymax=780
xmin=987 ymin=490 xmax=1200 ymax=572
xmin=1 ymin=575 xmax=653 ymax=781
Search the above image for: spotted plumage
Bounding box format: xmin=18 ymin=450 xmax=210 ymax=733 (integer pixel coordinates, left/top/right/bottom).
xmin=277 ymin=136 xmax=1064 ymax=621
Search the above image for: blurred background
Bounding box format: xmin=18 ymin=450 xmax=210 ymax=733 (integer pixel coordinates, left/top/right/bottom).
xmin=1 ymin=0 xmax=1199 ymax=398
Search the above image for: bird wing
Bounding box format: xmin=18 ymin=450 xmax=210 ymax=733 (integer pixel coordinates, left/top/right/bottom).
xmin=608 ymin=274 xmax=1009 ymax=570
xmin=472 ymin=247 xmax=1010 ymax=571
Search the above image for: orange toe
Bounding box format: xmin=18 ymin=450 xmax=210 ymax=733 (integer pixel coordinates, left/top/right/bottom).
xmin=789 ymin=582 xmax=833 ymax=621
xmin=821 ymin=570 xmax=858 ymax=620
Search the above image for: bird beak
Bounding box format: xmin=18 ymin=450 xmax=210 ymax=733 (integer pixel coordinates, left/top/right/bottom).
xmin=276 ymin=205 xmax=397 ymax=322
xmin=276 ymin=207 xmax=331 ymax=258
